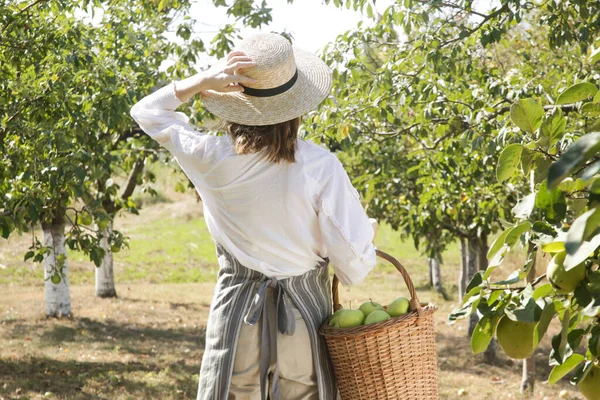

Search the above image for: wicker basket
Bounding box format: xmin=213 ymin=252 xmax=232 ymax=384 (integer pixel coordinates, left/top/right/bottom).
xmin=319 ymin=249 xmax=439 ymax=400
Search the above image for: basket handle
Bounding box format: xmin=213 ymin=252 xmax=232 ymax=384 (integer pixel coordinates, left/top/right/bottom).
xmin=331 ymin=249 xmax=423 ymax=324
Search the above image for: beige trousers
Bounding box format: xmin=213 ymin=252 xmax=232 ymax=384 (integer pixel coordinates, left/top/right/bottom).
xmin=228 ymin=289 xmax=319 ymax=400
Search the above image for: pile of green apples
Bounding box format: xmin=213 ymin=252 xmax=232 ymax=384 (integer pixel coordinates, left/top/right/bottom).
xmin=328 ymin=297 xmax=411 ymax=328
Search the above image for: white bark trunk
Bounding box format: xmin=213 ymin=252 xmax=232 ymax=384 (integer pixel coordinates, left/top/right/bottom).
xmin=521 ymin=244 xmax=537 ymax=392
xmin=429 ymin=255 xmax=449 ymax=300
xmin=95 ymin=220 xmax=117 ymax=298
xmin=458 ymin=237 xmax=468 ymax=300
xmin=467 ymin=237 xmax=479 ymax=337
xmin=478 ymin=233 xmax=496 ymax=364
xmin=42 ymin=218 xmax=71 ymax=317
xmin=428 ymin=258 xmax=433 ymax=288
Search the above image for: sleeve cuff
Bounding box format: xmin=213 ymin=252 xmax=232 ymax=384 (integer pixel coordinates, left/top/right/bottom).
xmin=144 ymin=81 xmax=186 ymax=111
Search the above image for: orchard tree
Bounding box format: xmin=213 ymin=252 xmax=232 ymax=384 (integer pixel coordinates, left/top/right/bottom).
xmin=451 ymin=83 xmax=600 ymax=398
xmin=302 ymin=0 xmax=600 ymax=374
xmin=0 ymin=0 xmax=275 ymax=313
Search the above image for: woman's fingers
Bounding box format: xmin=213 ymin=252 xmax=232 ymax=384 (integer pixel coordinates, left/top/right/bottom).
xmin=226 ymin=51 xmax=245 ymax=61
xmin=224 ymin=61 xmax=256 ymax=74
xmin=227 ymin=55 xmax=254 ymax=65
xmin=228 ymin=74 xmax=256 ymax=85
xmin=219 ymin=84 xmax=244 ymax=93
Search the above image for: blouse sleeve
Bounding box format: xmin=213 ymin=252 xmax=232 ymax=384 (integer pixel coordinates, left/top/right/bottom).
xmin=316 ymin=155 xmax=377 ymax=286
xmin=129 ymin=81 xmax=216 ymax=168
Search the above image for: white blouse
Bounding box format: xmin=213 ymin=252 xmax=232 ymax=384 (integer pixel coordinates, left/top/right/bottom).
xmin=129 ymin=82 xmax=377 ymax=286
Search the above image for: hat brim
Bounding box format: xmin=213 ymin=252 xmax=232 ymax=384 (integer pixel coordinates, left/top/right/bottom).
xmin=201 ymin=48 xmax=332 ymax=126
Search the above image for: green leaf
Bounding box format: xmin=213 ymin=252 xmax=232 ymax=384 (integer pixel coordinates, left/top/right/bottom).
xmin=487 ymin=226 xmax=513 ymax=260
xmin=512 ymin=193 xmax=536 ymax=219
xmin=24 ymin=251 xmax=35 ymax=261
xmin=542 ymin=240 xmax=566 ymax=253
xmin=471 ymin=315 xmax=497 ymax=354
xmin=589 ymin=327 xmax=600 ymax=357
xmin=582 ymin=161 xmax=600 ymax=181
xmin=556 ymin=82 xmax=598 ymax=105
xmin=548 ymin=132 xmax=600 ymax=188
xmin=510 ymin=99 xmax=545 ymax=134
xmin=505 ymin=297 xmax=539 ymax=323
xmin=540 ymin=107 xmax=567 ymax=145
xmin=572 ymin=360 xmax=595 ymax=384
xmin=534 ymin=301 xmax=556 ymax=346
xmin=548 ymin=354 xmax=585 ymax=385
xmin=590 ymin=47 xmax=600 ymax=64
xmin=449 ymin=295 xmax=481 ymax=323
xmin=557 ymin=177 xmax=576 ymax=193
xmin=533 ymin=283 xmax=554 ymax=300
xmin=466 ymin=271 xmax=483 ymax=293
xmin=497 ymin=144 xmax=523 ymax=183
xmin=564 ymin=232 xmax=600 ymax=270
xmin=504 ymin=221 xmax=532 ymax=246
xmin=550 ymin=309 xmax=572 ymax=365
xmin=493 ymin=270 xmax=520 ymax=285
xmin=535 ymin=181 xmax=567 ymax=223
xmin=565 ymin=208 xmax=600 ymax=255
xmin=588 ymin=271 xmax=600 ymax=295
xmin=581 ymin=102 xmax=600 ymax=117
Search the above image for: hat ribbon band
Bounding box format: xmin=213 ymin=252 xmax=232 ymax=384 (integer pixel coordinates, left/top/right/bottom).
xmin=240 ymin=69 xmax=298 ymax=97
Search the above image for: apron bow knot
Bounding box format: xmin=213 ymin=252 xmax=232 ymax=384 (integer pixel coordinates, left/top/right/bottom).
xmin=243 ymin=277 xmax=296 ymax=400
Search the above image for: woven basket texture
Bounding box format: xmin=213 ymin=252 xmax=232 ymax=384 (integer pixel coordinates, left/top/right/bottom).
xmin=319 ymin=249 xmax=439 ymax=400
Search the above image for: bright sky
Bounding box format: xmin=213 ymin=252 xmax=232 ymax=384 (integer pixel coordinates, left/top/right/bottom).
xmin=188 ymin=0 xmax=366 ymax=53
xmin=164 ymin=0 xmax=496 ymax=70
xmin=160 ymin=0 xmax=371 ymax=70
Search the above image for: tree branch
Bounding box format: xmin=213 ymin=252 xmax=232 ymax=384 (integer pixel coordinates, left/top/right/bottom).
xmin=415 ymin=0 xmax=488 ymax=19
xmin=120 ymin=156 xmax=145 ymax=200
xmin=438 ymin=4 xmax=510 ymax=49
xmin=19 ymin=0 xmax=47 ymax=13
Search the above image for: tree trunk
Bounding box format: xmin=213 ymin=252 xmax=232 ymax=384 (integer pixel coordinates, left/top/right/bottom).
xmin=95 ymin=220 xmax=117 ymax=298
xmin=428 ymin=258 xmax=434 ymax=288
xmin=458 ymin=237 xmax=468 ymax=300
xmin=521 ymin=244 xmax=537 ymax=393
xmin=429 ymin=254 xmax=449 ymax=300
xmin=42 ymin=216 xmax=71 ymax=317
xmin=467 ymin=237 xmax=479 ymax=337
xmin=478 ymin=232 xmax=489 ymax=273
xmin=478 ymin=232 xmax=497 ymax=364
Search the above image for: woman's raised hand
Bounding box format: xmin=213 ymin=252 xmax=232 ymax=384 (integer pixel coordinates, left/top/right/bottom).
xmin=201 ymin=51 xmax=257 ymax=93
xmin=174 ymin=51 xmax=257 ymax=102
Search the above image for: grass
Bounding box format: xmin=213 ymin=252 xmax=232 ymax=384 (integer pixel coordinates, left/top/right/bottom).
xmin=0 ymin=161 xmax=585 ymax=399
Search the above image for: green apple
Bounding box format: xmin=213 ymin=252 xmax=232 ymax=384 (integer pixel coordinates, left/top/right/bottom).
xmin=77 ymin=211 xmax=93 ymax=226
xmin=337 ymin=310 xmax=365 ymax=328
xmin=50 ymin=273 xmax=61 ymax=285
xmin=328 ymin=309 xmax=344 ymax=328
xmin=328 ymin=316 xmax=340 ymax=327
xmin=387 ymin=297 xmax=410 ymax=317
xmin=97 ymin=219 xmax=110 ymax=230
xmin=359 ymin=300 xmax=384 ymax=316
xmin=496 ymin=315 xmax=536 ymax=359
xmin=547 ymin=251 xmax=586 ymax=294
xmin=577 ymin=364 xmax=600 ymax=400
xmin=364 ymin=310 xmax=391 ymax=325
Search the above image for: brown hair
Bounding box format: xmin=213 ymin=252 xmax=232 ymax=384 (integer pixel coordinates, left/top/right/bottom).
xmin=226 ymin=117 xmax=300 ymax=163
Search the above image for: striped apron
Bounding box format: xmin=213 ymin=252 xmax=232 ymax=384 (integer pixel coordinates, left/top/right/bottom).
xmin=196 ymin=243 xmax=337 ymax=400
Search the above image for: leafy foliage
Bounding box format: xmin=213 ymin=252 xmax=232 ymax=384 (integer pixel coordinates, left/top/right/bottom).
xmin=299 ymin=0 xmax=600 ymax=391
xmin=0 ymin=0 xmax=273 ymax=275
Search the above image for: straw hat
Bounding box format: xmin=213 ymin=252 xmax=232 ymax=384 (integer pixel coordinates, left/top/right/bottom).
xmin=202 ymin=33 xmax=333 ymax=126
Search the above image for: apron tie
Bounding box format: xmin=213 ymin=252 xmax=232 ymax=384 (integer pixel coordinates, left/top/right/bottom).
xmin=244 ymin=278 xmax=296 ymax=400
